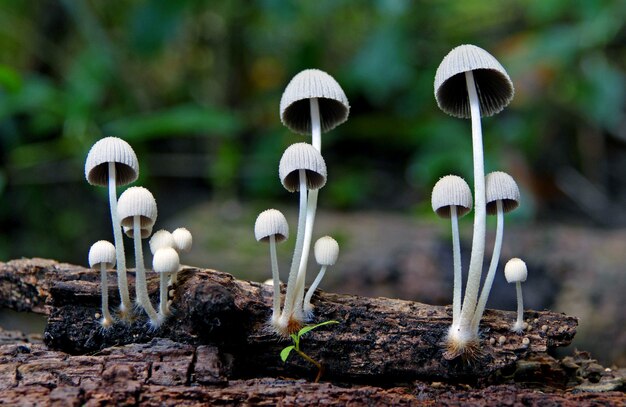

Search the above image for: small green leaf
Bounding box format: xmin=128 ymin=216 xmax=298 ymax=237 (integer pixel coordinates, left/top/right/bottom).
xmin=297 ymin=320 xmax=339 ymax=338
xmin=280 ymin=345 xmax=295 ymax=362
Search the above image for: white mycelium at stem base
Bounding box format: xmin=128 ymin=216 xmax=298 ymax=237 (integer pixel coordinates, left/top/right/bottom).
xmin=88 ymin=240 xmax=117 ymax=328
xmin=431 ymin=175 xmax=473 ymax=329
xmin=85 ymin=137 xmax=139 ymax=318
xmin=152 ymin=247 xmax=180 ymax=322
xmin=303 ymin=236 xmax=339 ymax=318
xmin=117 ymin=186 xmax=159 ymax=326
xmin=504 ymin=258 xmax=528 ymax=333
xmin=471 ymin=172 xmax=520 ymax=334
xmin=254 ymin=209 xmax=289 ymax=325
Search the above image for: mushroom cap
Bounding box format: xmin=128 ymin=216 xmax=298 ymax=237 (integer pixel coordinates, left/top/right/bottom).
xmin=149 ymin=229 xmax=174 ymax=254
xmin=279 ymin=143 xmax=327 ymax=192
xmin=254 ymin=209 xmax=289 ymax=243
xmin=123 ymin=224 xmax=153 ymax=239
xmin=152 ymin=247 xmax=180 ymax=274
xmin=434 ymin=44 xmax=514 ymax=118
xmin=504 ymin=258 xmax=527 ymax=283
xmin=485 ymin=171 xmax=520 ymax=215
xmin=117 ymin=186 xmax=158 ymax=228
xmin=88 ymin=240 xmax=116 ymax=269
xmin=314 ymin=236 xmax=339 ymax=266
xmin=280 ymin=69 xmax=350 ymax=135
xmin=85 ymin=137 xmax=139 ymax=186
xmin=431 ymin=175 xmax=473 ymax=218
xmin=172 ymin=227 xmax=193 ymax=253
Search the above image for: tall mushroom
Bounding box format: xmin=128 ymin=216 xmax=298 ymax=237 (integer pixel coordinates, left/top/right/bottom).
xmin=117 ymin=186 xmax=159 ymax=326
xmin=303 ymin=236 xmax=339 ymax=319
xmin=170 ymin=227 xmax=192 ymax=285
xmin=254 ymin=209 xmax=289 ymax=326
xmin=434 ymin=44 xmax=514 ymax=356
xmin=471 ymin=171 xmax=520 ymax=334
xmin=152 ymin=247 xmax=180 ymax=322
xmin=431 ymin=175 xmax=473 ymax=330
xmin=504 ymin=258 xmax=528 ymax=333
xmin=88 ymin=240 xmax=116 ymax=328
xmin=85 ymin=137 xmax=139 ymax=318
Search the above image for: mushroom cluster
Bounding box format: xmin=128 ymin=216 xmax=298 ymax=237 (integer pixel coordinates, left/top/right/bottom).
xmin=254 ymin=69 xmax=348 ymax=337
xmin=432 ymin=45 xmax=524 ymax=359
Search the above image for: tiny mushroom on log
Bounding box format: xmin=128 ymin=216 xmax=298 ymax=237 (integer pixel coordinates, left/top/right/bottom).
xmin=149 ymin=229 xmax=175 ymax=255
xmin=170 ymin=227 xmax=193 ymax=285
xmin=504 ymin=257 xmax=528 ymax=333
xmin=152 ymin=247 xmax=180 ymax=322
xmin=303 ymin=235 xmax=339 ymax=319
xmin=88 ymin=240 xmax=117 ymax=328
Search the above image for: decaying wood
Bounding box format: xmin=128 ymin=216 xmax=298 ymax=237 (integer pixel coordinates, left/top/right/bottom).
xmin=0 ymin=258 xmax=578 ymax=384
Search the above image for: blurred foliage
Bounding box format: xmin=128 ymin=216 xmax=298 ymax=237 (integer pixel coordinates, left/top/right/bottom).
xmin=0 ymin=0 xmax=624 ymax=263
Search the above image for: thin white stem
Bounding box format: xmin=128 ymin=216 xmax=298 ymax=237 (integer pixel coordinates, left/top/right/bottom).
xmin=303 ymin=265 xmax=327 ymax=314
xmin=471 ymin=200 xmax=504 ymax=334
xmin=159 ymin=273 xmax=169 ymax=317
xmin=100 ymin=264 xmax=113 ymax=325
xmin=292 ymin=188 xmax=319 ymax=319
xmin=310 ymin=98 xmax=321 ymax=151
xmin=458 ymin=70 xmax=486 ymax=335
xmin=269 ymin=234 xmax=281 ymax=322
xmin=108 ymin=162 xmax=132 ymax=314
xmin=169 ymin=271 xmax=178 ymax=285
xmin=450 ymin=206 xmax=462 ymax=327
xmin=133 ymin=216 xmax=159 ymax=323
xmin=514 ymin=281 xmax=524 ymax=332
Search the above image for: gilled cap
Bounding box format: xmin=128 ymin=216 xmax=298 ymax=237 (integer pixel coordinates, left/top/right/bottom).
xmin=314 ymin=236 xmax=339 ymax=266
xmin=280 ymin=69 xmax=350 ymax=135
xmin=117 ymin=186 xmax=158 ymax=228
xmin=89 ymin=240 xmax=116 ymax=269
xmin=504 ymin=258 xmax=527 ymax=283
xmin=172 ymin=228 xmax=193 ymax=253
xmin=254 ymin=209 xmax=289 ymax=243
xmin=85 ymin=137 xmax=139 ymax=186
xmin=434 ymin=44 xmax=514 ymax=118
xmin=279 ymin=143 xmax=327 ymax=192
xmin=149 ymin=229 xmax=174 ymax=254
xmin=152 ymin=247 xmax=180 ymax=274
xmin=485 ymin=171 xmax=520 ymax=215
xmin=431 ymin=175 xmax=473 ymax=218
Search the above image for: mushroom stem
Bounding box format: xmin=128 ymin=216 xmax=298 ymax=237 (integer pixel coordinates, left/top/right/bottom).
xmin=310 ymin=98 xmax=321 ymax=151
xmin=514 ymin=281 xmax=525 ymax=332
xmin=100 ymin=263 xmax=114 ymax=326
xmin=159 ymin=273 xmax=169 ymax=317
xmin=471 ymin=199 xmax=504 ymax=333
xmin=108 ymin=162 xmax=132 ymax=316
xmin=132 ymin=216 xmax=159 ymax=323
xmin=450 ymin=205 xmax=462 ymax=327
xmin=303 ymin=265 xmax=327 ymax=316
xmin=269 ymin=234 xmax=281 ymax=323
xmin=457 ymin=70 xmax=487 ymax=336
xmin=292 ymin=188 xmax=319 ymax=319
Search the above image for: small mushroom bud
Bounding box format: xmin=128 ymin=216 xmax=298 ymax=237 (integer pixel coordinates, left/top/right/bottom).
xmin=303 ymin=236 xmax=339 ymax=318
xmin=504 ymin=258 xmax=528 ymax=333
xmin=170 ymin=227 xmax=192 ymax=284
xmin=149 ymin=229 xmax=175 ymax=255
xmin=152 ymin=247 xmax=180 ymax=322
xmin=89 ymin=240 xmax=116 ymax=328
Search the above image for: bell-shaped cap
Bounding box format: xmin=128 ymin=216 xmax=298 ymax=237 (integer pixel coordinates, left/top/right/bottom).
xmin=486 ymin=171 xmax=520 ymax=215
xmin=434 ymin=44 xmax=514 ymax=118
xmin=89 ymin=240 xmax=116 ymax=269
xmin=504 ymin=258 xmax=527 ymax=283
xmin=172 ymin=228 xmax=193 ymax=253
xmin=280 ymin=69 xmax=350 ymax=135
xmin=152 ymin=247 xmax=180 ymax=274
xmin=123 ymin=224 xmax=153 ymax=239
xmin=149 ymin=229 xmax=174 ymax=255
xmin=314 ymin=236 xmax=339 ymax=266
xmin=85 ymin=137 xmax=139 ymax=186
xmin=117 ymin=186 xmax=158 ymax=228
xmin=279 ymin=143 xmax=327 ymax=192
xmin=254 ymin=209 xmax=289 ymax=243
xmin=431 ymin=175 xmax=473 ymax=218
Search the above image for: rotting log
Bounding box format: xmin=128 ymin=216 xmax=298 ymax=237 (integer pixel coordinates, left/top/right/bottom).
xmin=1 ymin=258 xmax=578 ymax=385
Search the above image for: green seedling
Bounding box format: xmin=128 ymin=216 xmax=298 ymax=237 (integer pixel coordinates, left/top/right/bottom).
xmin=280 ymin=320 xmax=338 ymax=382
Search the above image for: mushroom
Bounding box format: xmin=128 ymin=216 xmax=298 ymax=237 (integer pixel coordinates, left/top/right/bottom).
xmin=149 ymin=229 xmax=175 ymax=255
xmin=431 ymin=175 xmax=473 ymax=330
xmin=434 ymin=44 xmax=514 ymax=356
xmin=152 ymin=247 xmax=180 ymax=322
xmin=170 ymin=227 xmax=192 ymax=285
xmin=254 ymin=209 xmax=289 ymax=325
xmin=85 ymin=137 xmax=139 ymax=317
xmin=471 ymin=171 xmax=520 ymax=334
xmin=88 ymin=240 xmax=117 ymax=328
xmin=277 ymin=142 xmax=327 ymax=335
xmin=504 ymin=258 xmax=528 ymax=333
xmin=124 ymin=225 xmax=153 ymax=239
xmin=117 ymin=186 xmax=159 ymax=325
xmin=303 ymin=236 xmax=339 ymax=318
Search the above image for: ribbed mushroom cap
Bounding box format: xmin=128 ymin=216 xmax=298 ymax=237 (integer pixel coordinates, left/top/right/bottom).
xmin=504 ymin=258 xmax=527 ymax=283
xmin=117 ymin=186 xmax=158 ymax=228
xmin=431 ymin=175 xmax=473 ymax=218
xmin=152 ymin=247 xmax=180 ymax=274
xmin=149 ymin=229 xmax=174 ymax=255
xmin=123 ymin=225 xmax=153 ymax=239
xmin=172 ymin=228 xmax=193 ymax=253
xmin=434 ymin=44 xmax=514 ymax=118
xmin=279 ymin=143 xmax=327 ymax=192
xmin=314 ymin=236 xmax=339 ymax=266
xmin=85 ymin=137 xmax=139 ymax=186
xmin=89 ymin=240 xmax=116 ymax=269
xmin=280 ymin=69 xmax=350 ymax=135
xmin=486 ymin=171 xmax=520 ymax=215
xmin=254 ymin=209 xmax=289 ymax=243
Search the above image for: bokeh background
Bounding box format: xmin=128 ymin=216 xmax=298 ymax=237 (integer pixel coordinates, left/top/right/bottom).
xmin=1 ymin=1 xmax=625 ymax=365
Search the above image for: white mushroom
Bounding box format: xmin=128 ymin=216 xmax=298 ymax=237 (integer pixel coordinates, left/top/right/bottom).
xmin=88 ymin=240 xmax=116 ymax=328
xmin=303 ymin=236 xmax=339 ymax=318
xmin=152 ymin=247 xmax=180 ymax=323
xmin=170 ymin=227 xmax=192 ymax=284
xmin=504 ymin=258 xmax=528 ymax=333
